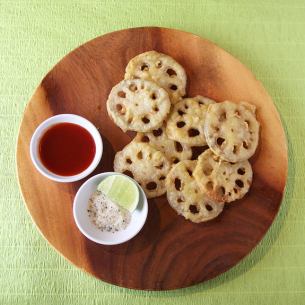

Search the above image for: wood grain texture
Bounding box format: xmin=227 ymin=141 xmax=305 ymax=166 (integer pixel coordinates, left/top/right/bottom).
xmin=16 ymin=27 xmax=288 ymax=290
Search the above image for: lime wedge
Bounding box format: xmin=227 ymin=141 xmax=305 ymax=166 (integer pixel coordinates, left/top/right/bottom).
xmin=97 ymin=175 xmax=139 ymax=212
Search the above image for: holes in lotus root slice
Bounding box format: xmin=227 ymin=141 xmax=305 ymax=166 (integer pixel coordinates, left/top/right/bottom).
xmin=238 ymin=167 xmax=245 ymax=175
xmin=173 ymin=158 xmax=180 ymax=164
xmin=129 ymin=84 xmax=138 ymax=92
xmin=155 ymin=60 xmax=162 ymax=68
xmin=117 ymin=91 xmax=126 ymax=98
xmin=170 ymin=84 xmax=178 ymax=91
xmin=217 ymin=137 xmax=225 ymax=146
xmin=178 ymin=109 xmax=186 ymax=116
xmin=243 ymin=141 xmax=249 ymax=149
xmin=177 ymin=197 xmax=184 ymax=203
xmin=123 ymin=170 xmax=133 ymax=178
xmin=137 ymin=151 xmax=143 ymax=160
xmin=125 ymin=158 xmax=132 ymax=164
xmin=191 ymin=145 xmax=209 ymax=160
xmin=186 ymin=168 xmax=193 ymax=176
xmin=155 ymin=163 xmax=164 ymax=169
xmin=176 ymin=121 xmax=186 ymax=128
xmin=233 ymin=145 xmax=238 ymax=154
xmin=150 ymin=92 xmax=157 ymax=100
xmin=174 ymin=178 xmax=182 ymax=191
xmin=219 ymin=111 xmax=227 ymax=122
xmin=141 ymin=135 xmax=150 ymax=143
xmin=116 ymin=104 xmax=126 ymax=115
xmin=217 ymin=186 xmax=226 ymax=196
xmin=235 ymin=179 xmax=244 ymax=188
xmin=189 ymin=204 xmax=199 ymax=214
xmin=142 ymin=116 xmax=150 ymax=124
xmin=146 ymin=181 xmax=157 ymax=190
xmin=203 ymin=164 xmax=213 ymax=176
xmin=127 ymin=117 xmax=133 ymax=124
xmin=206 ymin=181 xmax=213 ymax=190
xmin=159 ymin=175 xmax=166 ymax=181
xmin=167 ymin=68 xmax=177 ymax=77
xmin=153 ymin=106 xmax=159 ymax=112
xmin=152 ymin=128 xmax=163 ymax=137
xmin=140 ymin=63 xmax=149 ymax=71
xmin=233 ymin=188 xmax=238 ymax=193
xmin=206 ymin=204 xmax=213 ymax=211
xmin=188 ymin=128 xmax=200 ymax=137
xmin=174 ymin=141 xmax=183 ymax=152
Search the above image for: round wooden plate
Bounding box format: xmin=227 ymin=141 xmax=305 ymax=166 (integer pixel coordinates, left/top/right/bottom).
xmin=17 ymin=27 xmax=287 ymax=290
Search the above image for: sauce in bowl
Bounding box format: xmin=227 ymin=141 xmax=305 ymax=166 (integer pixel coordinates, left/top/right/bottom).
xmin=39 ymin=122 xmax=96 ymax=176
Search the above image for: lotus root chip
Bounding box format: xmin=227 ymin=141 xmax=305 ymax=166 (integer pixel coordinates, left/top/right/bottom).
xmin=125 ymin=51 xmax=187 ymax=104
xmin=193 ymin=149 xmax=253 ymax=203
xmin=204 ymin=101 xmax=260 ymax=162
xmin=166 ymin=96 xmax=215 ymax=146
xmin=113 ymin=142 xmax=171 ymax=198
xmin=107 ymin=79 xmax=171 ymax=132
xmin=166 ymin=160 xmax=224 ymax=222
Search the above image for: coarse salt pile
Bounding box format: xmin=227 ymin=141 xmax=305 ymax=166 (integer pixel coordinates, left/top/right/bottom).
xmin=88 ymin=190 xmax=131 ymax=233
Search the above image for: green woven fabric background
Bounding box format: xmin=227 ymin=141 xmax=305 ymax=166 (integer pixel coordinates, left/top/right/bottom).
xmin=1 ymin=0 xmax=305 ymax=304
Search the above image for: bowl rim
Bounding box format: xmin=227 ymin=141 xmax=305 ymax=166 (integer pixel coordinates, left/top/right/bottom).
xmin=73 ymin=172 xmax=148 ymax=245
xmin=29 ymin=114 xmax=103 ymax=183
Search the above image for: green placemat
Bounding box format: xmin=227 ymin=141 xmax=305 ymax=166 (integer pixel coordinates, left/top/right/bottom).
xmin=1 ymin=1 xmax=305 ymax=304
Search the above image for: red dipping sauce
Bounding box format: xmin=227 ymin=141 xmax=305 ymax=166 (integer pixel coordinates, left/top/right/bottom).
xmin=39 ymin=123 xmax=96 ymax=176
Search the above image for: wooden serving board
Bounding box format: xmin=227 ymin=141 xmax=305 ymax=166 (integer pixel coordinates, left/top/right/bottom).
xmin=16 ymin=27 xmax=288 ymax=290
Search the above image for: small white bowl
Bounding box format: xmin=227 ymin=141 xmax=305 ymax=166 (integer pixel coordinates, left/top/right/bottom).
xmin=30 ymin=114 xmax=103 ymax=183
xmin=73 ymin=172 xmax=148 ymax=245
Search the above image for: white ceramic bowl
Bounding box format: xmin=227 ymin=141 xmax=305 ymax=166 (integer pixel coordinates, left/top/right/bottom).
xmin=30 ymin=114 xmax=103 ymax=183
xmin=73 ymin=172 xmax=148 ymax=245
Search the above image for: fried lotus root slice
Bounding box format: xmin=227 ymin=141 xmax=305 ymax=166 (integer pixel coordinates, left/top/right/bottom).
xmin=134 ymin=125 xmax=192 ymax=164
xmin=106 ymin=79 xmax=171 ymax=132
xmin=113 ymin=142 xmax=171 ymax=198
xmin=124 ymin=50 xmax=187 ymax=104
xmin=204 ymin=101 xmax=260 ymax=162
xmin=166 ymin=96 xmax=215 ymax=146
xmin=166 ymin=160 xmax=224 ymax=223
xmin=193 ymin=149 xmax=253 ymax=203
